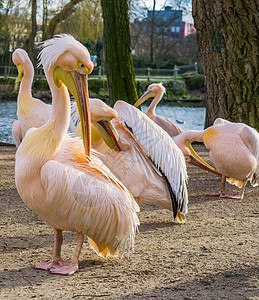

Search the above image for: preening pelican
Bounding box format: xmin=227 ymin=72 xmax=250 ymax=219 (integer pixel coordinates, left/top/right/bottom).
xmin=15 ymin=34 xmax=139 ymax=275
xmin=91 ymin=101 xmax=189 ymax=222
xmin=12 ymin=49 xmax=51 ymax=147
xmin=69 ymin=99 xmax=121 ymax=151
xmin=69 ymin=99 xmax=188 ymax=222
xmin=134 ymin=83 xmax=184 ymax=137
xmin=173 ymin=118 xmax=259 ymax=199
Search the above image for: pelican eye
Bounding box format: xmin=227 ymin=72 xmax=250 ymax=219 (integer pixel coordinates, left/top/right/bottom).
xmin=76 ymin=62 xmax=89 ymax=75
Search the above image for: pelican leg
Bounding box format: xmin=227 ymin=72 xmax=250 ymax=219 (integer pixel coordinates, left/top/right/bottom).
xmin=35 ymin=228 xmax=70 ymax=271
xmin=207 ymin=175 xmax=226 ymax=197
xmin=50 ymin=232 xmax=84 ymax=275
xmin=220 ymin=179 xmax=248 ymax=200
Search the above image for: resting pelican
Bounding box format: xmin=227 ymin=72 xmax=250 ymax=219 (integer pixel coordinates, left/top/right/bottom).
xmin=15 ymin=34 xmax=139 ymax=275
xmin=12 ymin=49 xmax=51 ymax=147
xmin=173 ymin=118 xmax=259 ymax=199
xmin=134 ymin=83 xmax=184 ymax=137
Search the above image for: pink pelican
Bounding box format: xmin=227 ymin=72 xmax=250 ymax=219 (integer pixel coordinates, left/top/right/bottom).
xmin=134 ymin=83 xmax=184 ymax=137
xmin=93 ymin=101 xmax=190 ymax=223
xmin=15 ymin=34 xmax=139 ymax=275
xmin=12 ymin=49 xmax=51 ymax=147
xmin=69 ymin=99 xmax=120 ymax=150
xmin=69 ymin=97 xmax=190 ymax=222
xmin=173 ymin=118 xmax=259 ymax=199
xmin=11 ymin=49 xmax=102 ymax=146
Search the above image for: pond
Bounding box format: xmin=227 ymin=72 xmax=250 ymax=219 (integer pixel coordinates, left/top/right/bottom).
xmin=0 ymin=101 xmax=206 ymax=144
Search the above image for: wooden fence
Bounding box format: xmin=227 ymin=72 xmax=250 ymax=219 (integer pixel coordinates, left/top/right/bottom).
xmin=0 ymin=62 xmax=201 ymax=82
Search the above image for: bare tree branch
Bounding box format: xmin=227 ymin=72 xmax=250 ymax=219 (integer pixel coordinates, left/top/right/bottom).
xmin=44 ymin=0 xmax=85 ymax=39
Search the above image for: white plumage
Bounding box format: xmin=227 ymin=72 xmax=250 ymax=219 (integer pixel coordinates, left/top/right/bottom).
xmin=114 ymin=101 xmax=188 ymax=216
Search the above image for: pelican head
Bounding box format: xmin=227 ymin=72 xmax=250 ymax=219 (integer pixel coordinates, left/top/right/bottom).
xmin=134 ymin=83 xmax=166 ymax=107
xmin=173 ymin=132 xmax=221 ymax=175
xmin=38 ymin=34 xmax=94 ymax=155
xmin=89 ymin=99 xmax=122 ymax=151
xmin=12 ymin=48 xmax=34 ymax=81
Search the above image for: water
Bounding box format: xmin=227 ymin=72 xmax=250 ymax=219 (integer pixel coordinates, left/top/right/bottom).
xmin=0 ymin=101 xmax=17 ymax=143
xmin=141 ymin=105 xmax=206 ymax=132
xmin=0 ymin=101 xmax=206 ymax=144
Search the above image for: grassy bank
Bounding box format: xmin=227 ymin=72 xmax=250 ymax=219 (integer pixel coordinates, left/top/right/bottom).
xmin=0 ymin=76 xmax=206 ymax=106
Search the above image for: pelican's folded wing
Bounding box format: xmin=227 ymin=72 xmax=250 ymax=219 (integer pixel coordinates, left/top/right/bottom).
xmin=114 ymin=101 xmax=188 ymax=218
xmin=40 ymin=158 xmax=139 ymax=256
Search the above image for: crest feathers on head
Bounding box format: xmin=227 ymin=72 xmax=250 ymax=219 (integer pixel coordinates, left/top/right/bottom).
xmin=37 ymin=34 xmax=86 ymax=71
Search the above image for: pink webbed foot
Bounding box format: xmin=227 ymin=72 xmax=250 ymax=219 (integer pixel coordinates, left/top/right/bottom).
xmin=35 ymin=258 xmax=71 ymax=271
xmin=206 ymin=192 xmax=223 ymax=197
xmin=49 ymin=263 xmax=79 ymax=275
xmin=220 ymin=193 xmax=243 ymax=199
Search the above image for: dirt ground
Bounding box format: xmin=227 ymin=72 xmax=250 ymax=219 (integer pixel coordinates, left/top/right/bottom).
xmin=0 ymin=144 xmax=258 ymax=300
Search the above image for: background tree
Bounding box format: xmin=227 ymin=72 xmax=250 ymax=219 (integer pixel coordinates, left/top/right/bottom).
xmin=0 ymin=0 xmax=25 ymax=65
xmin=101 ymin=0 xmax=138 ymax=105
xmin=130 ymin=0 xmax=196 ymax=68
xmin=149 ymin=0 xmax=156 ymax=65
xmin=26 ymin=0 xmax=37 ymax=61
xmin=57 ymin=1 xmax=102 ymax=44
xmin=193 ymin=0 xmax=259 ymax=129
xmin=43 ymin=0 xmax=85 ymax=39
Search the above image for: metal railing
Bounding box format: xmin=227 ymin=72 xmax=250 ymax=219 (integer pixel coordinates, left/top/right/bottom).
xmin=0 ymin=62 xmax=200 ymax=81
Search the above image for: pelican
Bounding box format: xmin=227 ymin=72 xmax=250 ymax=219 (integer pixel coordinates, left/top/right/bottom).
xmin=12 ymin=49 xmax=51 ymax=147
xmin=97 ymin=101 xmax=190 ymax=222
xmin=15 ymin=34 xmax=139 ymax=275
xmin=69 ymin=99 xmax=120 ymax=150
xmin=134 ymin=83 xmax=184 ymax=137
xmin=173 ymin=118 xmax=259 ymax=199
xmin=12 ymin=49 xmax=102 ymax=147
xmin=69 ymin=98 xmax=189 ymax=222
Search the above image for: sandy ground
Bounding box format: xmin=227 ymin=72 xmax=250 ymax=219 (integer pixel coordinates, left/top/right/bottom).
xmin=0 ymin=145 xmax=258 ymax=299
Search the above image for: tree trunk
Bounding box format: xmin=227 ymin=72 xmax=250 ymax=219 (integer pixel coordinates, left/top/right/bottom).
xmin=101 ymin=0 xmax=138 ymax=106
xmin=193 ymin=0 xmax=259 ymax=130
xmin=42 ymin=0 xmax=48 ymax=39
xmin=150 ymin=0 xmax=156 ymax=65
xmin=28 ymin=0 xmax=37 ymax=63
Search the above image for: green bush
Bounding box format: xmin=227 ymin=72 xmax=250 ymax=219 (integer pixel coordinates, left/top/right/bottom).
xmin=88 ymin=79 xmax=107 ymax=94
xmin=185 ymin=74 xmax=205 ymax=90
xmin=33 ymin=79 xmax=49 ymax=90
xmin=0 ymin=78 xmax=16 ymax=85
xmin=136 ymin=80 xmax=187 ymax=99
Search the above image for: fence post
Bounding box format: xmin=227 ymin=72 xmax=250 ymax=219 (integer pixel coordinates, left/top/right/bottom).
xmin=98 ymin=66 xmax=102 ymax=79
xmin=14 ymin=76 xmax=20 ymax=93
xmin=194 ymin=61 xmax=198 ymax=73
xmin=4 ymin=66 xmax=8 ymax=79
xmin=173 ymin=65 xmax=179 ymax=79
xmin=147 ymin=67 xmax=150 ymax=80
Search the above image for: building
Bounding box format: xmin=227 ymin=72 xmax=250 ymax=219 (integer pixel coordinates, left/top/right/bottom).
xmin=147 ymin=6 xmax=196 ymax=40
xmin=8 ymin=17 xmax=43 ymax=52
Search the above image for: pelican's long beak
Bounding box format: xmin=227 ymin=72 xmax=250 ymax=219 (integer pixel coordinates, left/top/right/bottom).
xmin=186 ymin=140 xmax=221 ymax=175
xmin=17 ymin=64 xmax=24 ymax=81
xmin=54 ymin=66 xmax=91 ymax=156
xmin=93 ymin=120 xmax=122 ymax=151
xmin=134 ymin=90 xmax=153 ymax=107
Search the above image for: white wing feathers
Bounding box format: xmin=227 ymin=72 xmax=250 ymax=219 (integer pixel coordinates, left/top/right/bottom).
xmin=114 ymin=101 xmax=188 ymax=217
xmin=68 ymin=101 xmax=80 ymax=133
xmin=40 ymin=157 xmax=139 ymax=254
